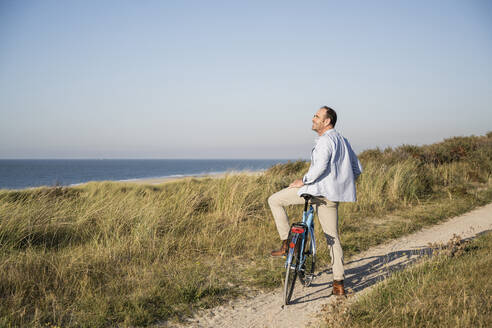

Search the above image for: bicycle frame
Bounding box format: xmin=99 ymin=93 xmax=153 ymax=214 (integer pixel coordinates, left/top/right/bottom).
xmin=285 ymin=202 xmax=316 ymax=272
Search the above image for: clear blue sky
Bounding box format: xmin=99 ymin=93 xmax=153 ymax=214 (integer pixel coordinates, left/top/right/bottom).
xmin=1 ymin=0 xmax=491 ymax=159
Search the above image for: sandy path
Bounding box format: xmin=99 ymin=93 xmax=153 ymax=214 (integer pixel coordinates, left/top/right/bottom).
xmin=168 ymin=203 xmax=492 ymax=328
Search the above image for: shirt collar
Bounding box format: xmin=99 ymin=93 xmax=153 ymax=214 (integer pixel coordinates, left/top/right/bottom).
xmin=314 ymin=128 xmax=336 ymax=144
xmin=316 ymin=128 xmax=336 ymax=140
xmin=323 ymin=128 xmax=336 ymax=136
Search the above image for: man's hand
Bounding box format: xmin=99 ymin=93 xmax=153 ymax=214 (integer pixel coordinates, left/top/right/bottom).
xmin=289 ymin=179 xmax=304 ymax=188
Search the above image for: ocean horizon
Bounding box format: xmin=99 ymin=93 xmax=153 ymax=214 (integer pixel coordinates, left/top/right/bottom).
xmin=0 ymin=159 xmax=296 ymax=190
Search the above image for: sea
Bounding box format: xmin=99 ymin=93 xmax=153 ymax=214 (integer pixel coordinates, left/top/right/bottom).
xmin=0 ymin=159 xmax=293 ymax=190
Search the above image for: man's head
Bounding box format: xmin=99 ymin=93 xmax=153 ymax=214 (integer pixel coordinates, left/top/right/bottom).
xmin=312 ymin=106 xmax=337 ymax=135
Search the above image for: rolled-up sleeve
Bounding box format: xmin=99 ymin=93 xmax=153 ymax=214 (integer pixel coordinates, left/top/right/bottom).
xmin=302 ymin=138 xmax=331 ymax=185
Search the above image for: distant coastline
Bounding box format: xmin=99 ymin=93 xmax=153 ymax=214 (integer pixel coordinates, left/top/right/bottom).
xmin=0 ymin=159 xmax=292 ymax=190
xmin=119 ymin=170 xmax=265 ymax=186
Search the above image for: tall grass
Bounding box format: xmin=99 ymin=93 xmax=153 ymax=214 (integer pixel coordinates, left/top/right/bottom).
xmin=321 ymin=232 xmax=492 ymax=328
xmin=0 ymin=133 xmax=491 ymax=327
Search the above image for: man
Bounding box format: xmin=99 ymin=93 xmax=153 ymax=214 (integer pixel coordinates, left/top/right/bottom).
xmin=268 ymin=106 xmax=362 ymax=296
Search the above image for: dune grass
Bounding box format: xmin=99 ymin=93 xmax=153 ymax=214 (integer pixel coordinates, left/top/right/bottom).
xmin=0 ymin=133 xmax=491 ymax=327
xmin=321 ymin=232 xmax=492 ymax=328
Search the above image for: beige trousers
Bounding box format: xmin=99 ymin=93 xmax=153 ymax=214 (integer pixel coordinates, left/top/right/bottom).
xmin=268 ymin=187 xmax=345 ymax=280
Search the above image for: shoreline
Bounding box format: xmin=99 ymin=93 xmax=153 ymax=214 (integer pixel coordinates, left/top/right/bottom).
xmin=0 ymin=170 xmax=266 ymax=191
xmin=120 ymin=170 xmax=265 ymax=185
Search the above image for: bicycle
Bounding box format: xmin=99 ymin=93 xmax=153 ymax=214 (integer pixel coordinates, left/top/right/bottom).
xmin=283 ymin=193 xmax=317 ymax=305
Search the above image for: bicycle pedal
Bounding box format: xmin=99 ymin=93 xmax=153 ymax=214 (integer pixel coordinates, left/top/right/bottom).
xmin=305 ymin=275 xmax=315 ymax=285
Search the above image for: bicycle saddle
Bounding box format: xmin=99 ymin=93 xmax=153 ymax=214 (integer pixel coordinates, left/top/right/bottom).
xmin=300 ymin=193 xmax=313 ymax=200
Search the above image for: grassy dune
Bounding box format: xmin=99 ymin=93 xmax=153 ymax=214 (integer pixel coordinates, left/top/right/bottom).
xmin=1 ymin=133 xmax=491 ymax=327
xmin=322 ymin=232 xmax=492 ymax=328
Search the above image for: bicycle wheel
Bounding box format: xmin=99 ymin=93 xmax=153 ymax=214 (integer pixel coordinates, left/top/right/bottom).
xmin=283 ymin=236 xmax=302 ymax=305
xmin=298 ymin=230 xmax=316 ymax=287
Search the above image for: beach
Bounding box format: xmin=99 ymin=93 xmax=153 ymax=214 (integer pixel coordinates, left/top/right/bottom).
xmin=120 ymin=170 xmax=265 ymax=185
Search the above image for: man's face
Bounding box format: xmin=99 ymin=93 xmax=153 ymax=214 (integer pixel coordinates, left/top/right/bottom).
xmin=311 ymin=108 xmax=330 ymax=133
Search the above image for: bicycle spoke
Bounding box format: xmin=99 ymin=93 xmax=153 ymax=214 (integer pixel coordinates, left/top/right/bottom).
xmin=299 ymin=230 xmax=316 ymax=287
xmin=283 ymin=234 xmax=301 ymax=305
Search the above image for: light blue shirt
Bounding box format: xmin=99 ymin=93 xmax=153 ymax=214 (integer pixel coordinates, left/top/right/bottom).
xmin=298 ymin=129 xmax=362 ymax=202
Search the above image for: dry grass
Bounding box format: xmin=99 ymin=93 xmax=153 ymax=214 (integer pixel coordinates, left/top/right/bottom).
xmin=320 ymin=232 xmax=492 ymax=328
xmin=0 ymin=133 xmax=491 ymax=327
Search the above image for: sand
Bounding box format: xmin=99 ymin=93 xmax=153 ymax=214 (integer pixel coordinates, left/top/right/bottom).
xmin=166 ymin=202 xmax=492 ymax=328
xmin=122 ymin=170 xmax=264 ymax=185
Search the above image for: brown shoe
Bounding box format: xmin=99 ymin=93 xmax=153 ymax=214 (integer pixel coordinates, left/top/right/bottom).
xmin=271 ymin=239 xmax=289 ymax=257
xmin=333 ymin=280 xmax=346 ymax=296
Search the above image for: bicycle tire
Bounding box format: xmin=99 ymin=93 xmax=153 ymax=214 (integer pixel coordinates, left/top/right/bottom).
xmin=298 ymin=229 xmax=316 ymax=287
xmin=283 ymin=236 xmax=301 ymax=305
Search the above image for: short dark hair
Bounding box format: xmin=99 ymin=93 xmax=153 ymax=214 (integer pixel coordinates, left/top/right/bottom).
xmin=321 ymin=106 xmax=337 ymax=127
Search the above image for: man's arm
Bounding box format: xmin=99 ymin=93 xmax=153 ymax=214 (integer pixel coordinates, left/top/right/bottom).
xmin=302 ymin=138 xmax=331 ymax=185
xmin=346 ymin=141 xmax=362 ymax=179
